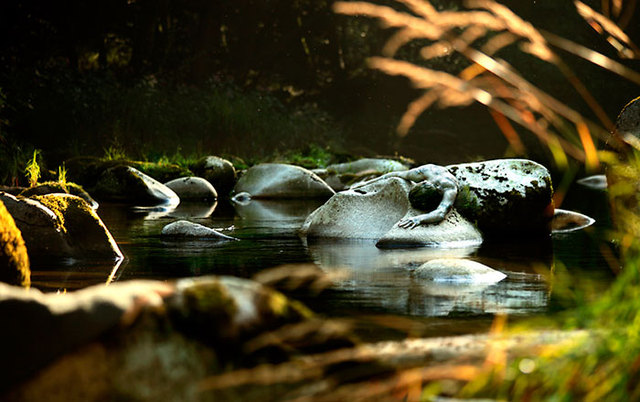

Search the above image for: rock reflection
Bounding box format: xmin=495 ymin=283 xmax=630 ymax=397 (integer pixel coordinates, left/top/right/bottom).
xmin=233 ymin=199 xmax=326 ymax=232
xmin=306 ymin=239 xmax=550 ymax=317
xmin=168 ymin=201 xmax=218 ymax=219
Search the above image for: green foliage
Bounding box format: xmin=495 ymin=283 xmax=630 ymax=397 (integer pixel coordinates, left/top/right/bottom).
xmin=57 ymin=163 xmax=67 ymax=186
xmin=272 ymin=143 xmax=339 ymax=169
xmin=24 ymin=150 xmax=41 ymax=188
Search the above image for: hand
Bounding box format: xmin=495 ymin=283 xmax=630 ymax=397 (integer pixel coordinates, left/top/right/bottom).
xmin=398 ymin=217 xmax=420 ymax=229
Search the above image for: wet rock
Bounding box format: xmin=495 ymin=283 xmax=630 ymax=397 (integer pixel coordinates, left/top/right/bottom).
xmin=164 ymin=176 xmax=217 ymax=201
xmin=0 ymin=192 xmax=123 ymax=260
xmin=190 ymin=156 xmax=237 ymax=196
xmin=446 ymin=159 xmax=554 ymax=237
xmin=414 ymin=258 xmax=507 ymax=283
xmin=301 ymin=177 xmax=482 ymax=247
xmin=65 ymin=157 xmax=192 ymax=188
xmin=19 ymin=182 xmax=99 ymax=209
xmin=377 ymin=208 xmax=482 ymax=248
xmin=1 ymin=275 xmax=313 ymax=399
xmin=615 ymin=95 xmax=640 ymax=141
xmin=300 ymin=177 xmax=411 ymax=239
xmin=0 ymin=199 xmax=30 ymax=287
xmin=234 ymin=163 xmax=335 ymax=199
xmin=576 ymin=174 xmax=607 ymax=190
xmin=551 ymin=208 xmax=595 ymax=233
xmin=93 ymin=165 xmax=180 ymax=207
xmin=161 ymin=220 xmax=238 ymax=241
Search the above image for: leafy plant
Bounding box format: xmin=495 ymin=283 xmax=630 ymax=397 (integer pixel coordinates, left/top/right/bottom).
xmin=24 ymin=150 xmax=41 ymax=188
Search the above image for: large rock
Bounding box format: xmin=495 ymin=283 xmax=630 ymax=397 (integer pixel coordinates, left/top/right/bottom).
xmin=234 ymin=163 xmax=335 ymax=199
xmin=190 ymin=156 xmax=237 ymax=196
xmin=161 ymin=220 xmax=237 ymax=241
xmin=446 ymin=159 xmax=554 ymax=237
xmin=164 ymin=177 xmax=217 ymax=201
xmin=0 ymin=200 xmax=30 ymax=287
xmin=301 ymin=177 xmax=411 ymax=239
xmin=93 ymin=165 xmax=180 ymax=207
xmin=0 ymin=193 xmax=123 ymax=260
xmin=0 ymin=275 xmax=313 ymax=398
xmin=377 ymin=208 xmax=482 ymax=248
xmin=300 ymin=177 xmax=482 ymax=247
xmin=19 ymin=182 xmax=98 ymax=209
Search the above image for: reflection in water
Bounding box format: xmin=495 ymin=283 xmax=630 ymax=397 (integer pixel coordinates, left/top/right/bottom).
xmin=306 ymin=239 xmax=550 ymax=317
xmin=168 ymin=201 xmax=218 ymax=219
xmin=233 ymin=199 xmax=326 ymax=232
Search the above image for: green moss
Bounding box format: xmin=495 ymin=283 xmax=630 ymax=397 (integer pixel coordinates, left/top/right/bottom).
xmin=0 ymin=200 xmax=30 ymax=287
xmin=33 ymin=194 xmax=95 ymax=234
xmin=182 ymin=280 xmax=238 ymax=318
xmin=454 ymin=185 xmax=480 ymax=213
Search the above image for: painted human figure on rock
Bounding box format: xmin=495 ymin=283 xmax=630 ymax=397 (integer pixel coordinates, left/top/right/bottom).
xmin=352 ymin=164 xmax=458 ymax=229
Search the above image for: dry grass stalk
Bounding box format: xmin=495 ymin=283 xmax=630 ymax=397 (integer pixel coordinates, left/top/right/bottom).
xmin=334 ymin=0 xmax=638 ymax=169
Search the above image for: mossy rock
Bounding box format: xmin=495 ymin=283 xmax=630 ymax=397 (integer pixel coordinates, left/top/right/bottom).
xmin=167 ymin=276 xmax=312 ymax=350
xmin=20 ymin=182 xmax=98 ymax=209
xmin=92 ymin=166 xmax=180 ymax=206
xmin=65 ymin=157 xmax=192 ymax=189
xmin=32 ymin=194 xmax=123 ymax=259
xmin=0 ymin=200 xmax=30 ymax=287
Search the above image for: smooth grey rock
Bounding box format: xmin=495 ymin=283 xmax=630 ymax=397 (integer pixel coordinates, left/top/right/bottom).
xmin=161 ymin=220 xmax=237 ymax=241
xmin=447 ymin=159 xmax=554 ymax=237
xmin=190 ymin=156 xmax=237 ymax=195
xmin=377 ymin=208 xmax=482 ymax=248
xmin=234 ymin=163 xmax=335 ymax=199
xmin=576 ymin=174 xmax=607 ymax=190
xmin=93 ymin=166 xmax=180 ymax=207
xmin=164 ymin=177 xmax=217 ymax=201
xmin=300 ymin=177 xmax=412 ymax=239
xmin=0 ymin=192 xmax=123 ymax=260
xmin=414 ymin=258 xmax=507 ymax=283
xmin=551 ymin=208 xmax=595 ymax=233
xmin=301 ymin=177 xmax=482 ymax=247
xmin=326 ymin=158 xmax=409 ymax=175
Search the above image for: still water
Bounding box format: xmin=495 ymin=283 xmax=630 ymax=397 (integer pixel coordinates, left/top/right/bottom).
xmin=29 ymin=183 xmax=615 ymax=340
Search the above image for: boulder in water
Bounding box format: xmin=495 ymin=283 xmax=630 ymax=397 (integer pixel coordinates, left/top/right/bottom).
xmin=234 ymin=163 xmax=335 ymax=199
xmin=164 ymin=177 xmax=217 ymax=201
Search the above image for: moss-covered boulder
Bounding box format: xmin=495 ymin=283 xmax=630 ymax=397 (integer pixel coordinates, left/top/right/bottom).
xmin=0 ymin=199 xmax=30 ymax=287
xmin=1 ymin=275 xmax=316 ymax=398
xmin=19 ymin=182 xmax=98 ymax=209
xmin=65 ymin=157 xmax=192 ymax=190
xmin=190 ymin=156 xmax=237 ymax=196
xmin=93 ymin=166 xmax=180 ymax=206
xmin=446 ymin=159 xmax=554 ymax=237
xmin=234 ymin=163 xmax=335 ymax=199
xmin=0 ymin=192 xmax=123 ymax=260
xmin=164 ymin=176 xmax=217 ymax=201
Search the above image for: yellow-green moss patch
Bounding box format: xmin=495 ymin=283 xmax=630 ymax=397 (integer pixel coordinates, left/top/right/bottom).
xmin=0 ymin=200 xmax=31 ymax=287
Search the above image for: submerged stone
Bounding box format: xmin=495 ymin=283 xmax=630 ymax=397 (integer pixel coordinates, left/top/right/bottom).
xmin=161 ymin=220 xmax=238 ymax=241
xmin=0 ymin=199 xmax=30 ymax=287
xmin=551 ymin=208 xmax=595 ymax=233
xmin=414 ymin=258 xmax=507 ymax=283
xmin=234 ymin=163 xmax=335 ymax=199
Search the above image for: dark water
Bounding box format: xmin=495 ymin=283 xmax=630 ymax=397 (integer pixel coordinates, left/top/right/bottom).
xmin=29 ymin=183 xmax=615 ymax=340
